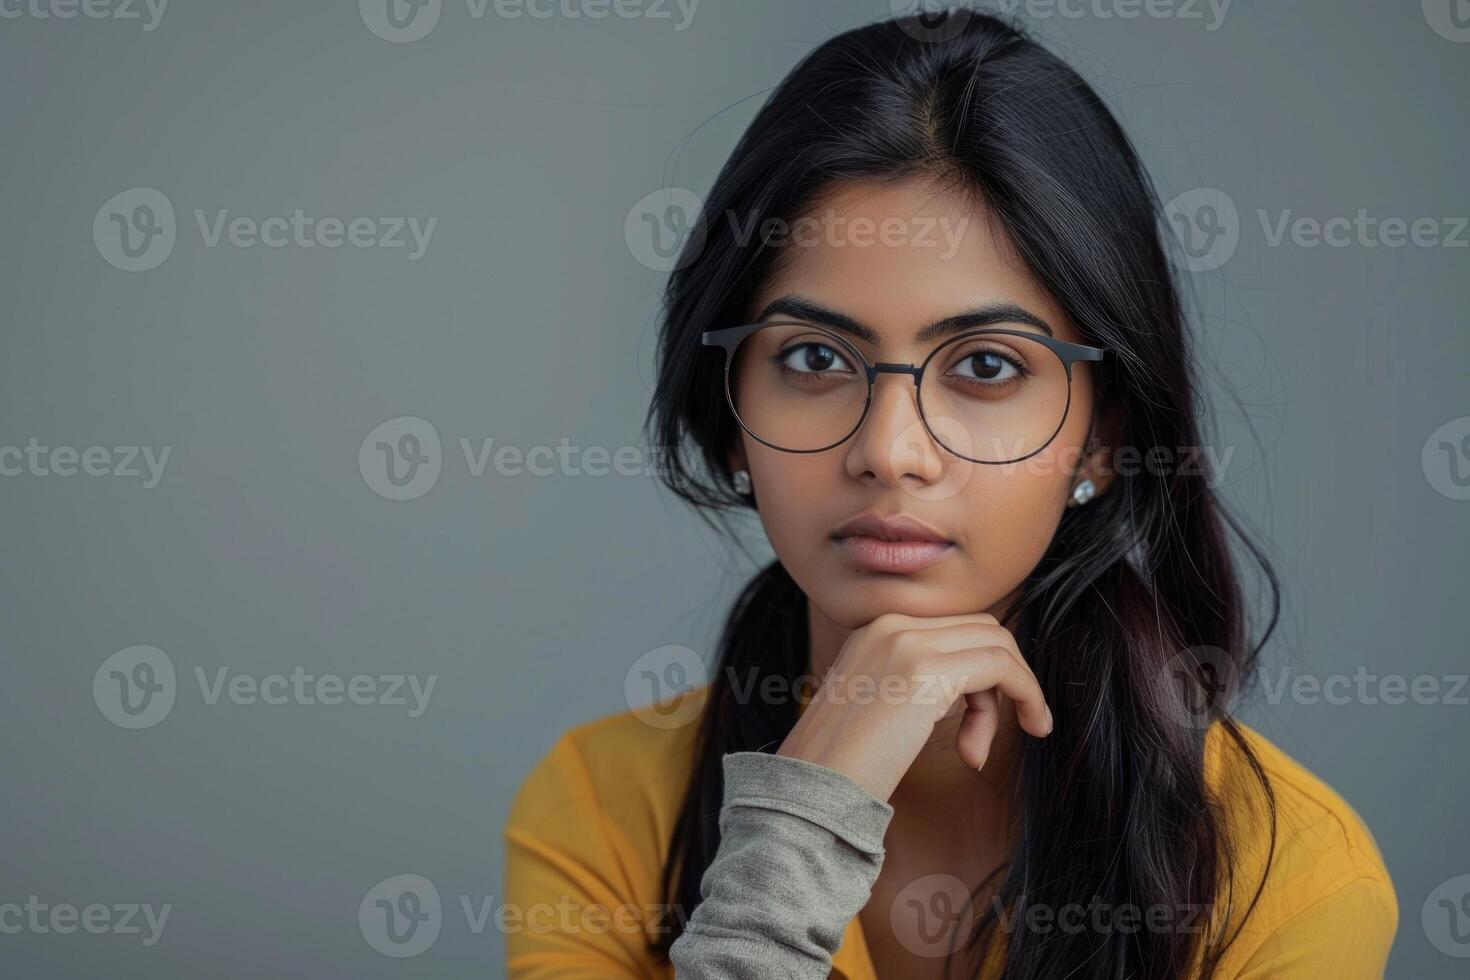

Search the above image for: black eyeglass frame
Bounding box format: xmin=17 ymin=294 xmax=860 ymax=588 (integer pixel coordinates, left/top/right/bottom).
xmin=701 ymin=320 xmax=1108 ymax=464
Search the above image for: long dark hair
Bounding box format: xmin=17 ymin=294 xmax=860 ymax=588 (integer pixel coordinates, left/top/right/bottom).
xmin=642 ymin=9 xmax=1279 ymax=978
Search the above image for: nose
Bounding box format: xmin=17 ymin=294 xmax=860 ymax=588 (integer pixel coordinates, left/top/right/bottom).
xmin=843 ymin=368 xmax=947 ymax=489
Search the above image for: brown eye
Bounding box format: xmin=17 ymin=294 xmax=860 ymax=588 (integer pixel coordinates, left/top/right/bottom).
xmin=951 ymin=349 xmax=1022 ymax=383
xmin=779 ymin=342 xmax=855 ymax=375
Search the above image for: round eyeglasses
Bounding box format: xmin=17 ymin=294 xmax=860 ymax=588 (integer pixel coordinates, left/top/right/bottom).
xmin=702 ymin=320 xmax=1107 ymax=465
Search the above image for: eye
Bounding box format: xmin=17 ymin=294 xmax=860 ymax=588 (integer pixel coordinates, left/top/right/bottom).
xmin=778 ymin=342 xmax=856 ymax=375
xmin=949 ymin=349 xmax=1024 ymax=383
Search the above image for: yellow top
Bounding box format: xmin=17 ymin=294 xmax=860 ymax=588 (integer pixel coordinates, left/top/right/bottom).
xmin=503 ymin=683 xmax=1397 ymax=978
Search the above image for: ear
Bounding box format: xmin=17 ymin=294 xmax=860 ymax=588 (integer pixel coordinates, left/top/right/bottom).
xmin=725 ymin=442 xmax=748 ymax=480
xmin=1075 ymin=395 xmax=1123 ymax=500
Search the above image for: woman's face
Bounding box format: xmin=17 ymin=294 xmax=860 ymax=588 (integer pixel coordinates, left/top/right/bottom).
xmin=729 ymin=178 xmax=1109 ymax=629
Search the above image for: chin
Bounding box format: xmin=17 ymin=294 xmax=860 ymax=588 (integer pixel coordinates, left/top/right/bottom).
xmin=815 ymin=577 xmax=977 ymax=625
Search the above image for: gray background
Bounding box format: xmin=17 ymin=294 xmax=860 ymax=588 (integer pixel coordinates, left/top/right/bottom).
xmin=1 ymin=1 xmax=1466 ymax=976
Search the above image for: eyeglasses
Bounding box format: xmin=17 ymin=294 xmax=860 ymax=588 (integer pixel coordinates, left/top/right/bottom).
xmin=702 ymin=320 xmax=1107 ymax=464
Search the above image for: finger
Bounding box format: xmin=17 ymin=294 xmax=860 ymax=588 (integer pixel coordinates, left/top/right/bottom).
xmin=956 ymin=688 xmax=999 ymax=769
xmin=890 ymin=622 xmax=1033 ymax=681
xmin=886 ymin=626 xmax=1046 ymax=735
xmin=929 ymin=647 xmax=1052 ymax=738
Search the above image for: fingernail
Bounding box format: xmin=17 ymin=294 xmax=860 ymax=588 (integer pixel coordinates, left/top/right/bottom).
xmin=1045 ymin=707 xmax=1055 ymax=734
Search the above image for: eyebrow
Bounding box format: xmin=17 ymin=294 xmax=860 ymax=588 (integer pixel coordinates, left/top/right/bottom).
xmin=754 ymin=294 xmax=1056 ymax=343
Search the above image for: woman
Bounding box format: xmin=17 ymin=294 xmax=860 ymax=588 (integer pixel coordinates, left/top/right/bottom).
xmin=504 ymin=9 xmax=1397 ymax=978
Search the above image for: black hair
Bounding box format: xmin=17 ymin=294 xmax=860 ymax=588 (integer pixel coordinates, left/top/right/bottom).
xmin=643 ymin=9 xmax=1278 ymax=978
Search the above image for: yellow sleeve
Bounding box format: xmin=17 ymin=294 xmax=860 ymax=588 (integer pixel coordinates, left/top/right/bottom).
xmin=1231 ymin=874 xmax=1398 ymax=978
xmin=502 ymin=733 xmax=656 ymax=979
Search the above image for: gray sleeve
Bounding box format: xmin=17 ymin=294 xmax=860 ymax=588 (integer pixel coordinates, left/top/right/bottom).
xmin=667 ymin=750 xmax=895 ymax=979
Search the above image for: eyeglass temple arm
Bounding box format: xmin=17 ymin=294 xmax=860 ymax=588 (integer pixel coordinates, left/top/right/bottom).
xmin=1069 ymin=345 xmax=1106 ymax=362
xmin=701 ymin=324 xmax=764 ymax=350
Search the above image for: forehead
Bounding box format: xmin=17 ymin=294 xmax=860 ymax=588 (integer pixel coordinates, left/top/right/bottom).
xmin=748 ymin=178 xmax=1082 ymax=348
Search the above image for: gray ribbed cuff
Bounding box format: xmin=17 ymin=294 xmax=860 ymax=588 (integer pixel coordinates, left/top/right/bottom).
xmin=720 ymin=751 xmax=894 ymax=854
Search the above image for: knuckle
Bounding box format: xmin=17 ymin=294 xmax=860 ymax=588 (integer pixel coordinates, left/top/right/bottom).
xmin=870 ymin=611 xmax=906 ymax=633
xmin=892 ymin=642 xmax=930 ymax=678
xmin=978 ymin=621 xmax=1015 ymax=647
xmin=976 ymin=645 xmax=1010 ymax=669
xmin=886 ymin=628 xmax=915 ymax=650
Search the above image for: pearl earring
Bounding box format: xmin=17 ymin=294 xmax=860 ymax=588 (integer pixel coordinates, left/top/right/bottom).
xmin=731 ymin=469 xmax=752 ymax=495
xmin=1068 ymin=478 xmax=1097 ymax=508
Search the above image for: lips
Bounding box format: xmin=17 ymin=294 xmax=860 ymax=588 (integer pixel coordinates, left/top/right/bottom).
xmin=832 ymin=512 xmax=953 ymax=574
xmin=832 ymin=512 xmax=951 ymax=543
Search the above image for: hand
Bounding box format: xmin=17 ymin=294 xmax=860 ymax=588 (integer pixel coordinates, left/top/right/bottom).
xmin=776 ymin=611 xmax=1053 ymax=802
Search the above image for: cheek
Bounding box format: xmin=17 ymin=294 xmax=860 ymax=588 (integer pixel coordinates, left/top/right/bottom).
xmin=955 ymin=467 xmax=1063 ymax=562
xmin=953 ymin=439 xmax=1081 ymax=566
xmin=743 ymin=445 xmax=833 ymax=550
